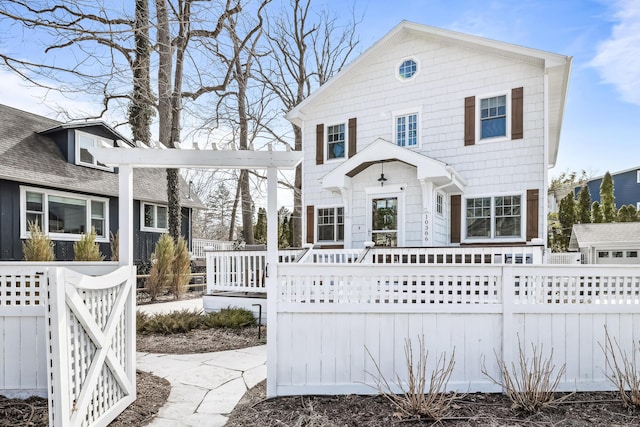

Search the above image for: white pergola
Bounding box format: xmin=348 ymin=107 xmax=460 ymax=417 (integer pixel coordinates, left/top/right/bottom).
xmin=90 ymin=146 xmax=303 ymax=267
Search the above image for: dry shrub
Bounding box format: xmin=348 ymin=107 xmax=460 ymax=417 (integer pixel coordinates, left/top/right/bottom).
xmin=483 ymin=339 xmax=567 ymax=413
xmin=171 ymin=236 xmax=191 ymax=300
xmin=73 ymin=226 xmax=105 ymax=261
xmin=110 ymin=231 xmax=119 ymax=261
xmin=600 ymin=326 xmax=640 ymax=408
xmin=367 ymin=335 xmax=458 ymax=420
xmin=22 ymin=221 xmax=55 ymax=261
xmin=146 ymin=234 xmax=174 ymax=302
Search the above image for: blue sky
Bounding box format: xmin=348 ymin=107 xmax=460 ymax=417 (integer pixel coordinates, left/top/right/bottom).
xmin=1 ymin=0 xmax=639 ymax=180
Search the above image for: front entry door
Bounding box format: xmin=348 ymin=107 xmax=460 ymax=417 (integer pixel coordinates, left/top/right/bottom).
xmin=371 ymin=197 xmax=398 ymax=246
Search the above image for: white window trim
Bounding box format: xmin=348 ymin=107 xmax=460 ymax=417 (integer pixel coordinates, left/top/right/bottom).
xmin=325 ymin=121 xmax=348 ymax=163
xmin=315 ymin=205 xmax=345 ymax=243
xmin=462 ymin=191 xmax=525 ymax=243
xmin=392 ymin=106 xmax=422 ymax=148
xmin=476 ymin=91 xmax=511 ymax=144
xmin=140 ymin=202 xmax=169 ymax=233
xmin=20 ymin=186 xmax=110 ymax=242
xmin=636 ymin=170 xmax=640 ymax=183
xmin=436 ymin=192 xmax=444 ymax=216
xmin=75 ymin=130 xmax=115 ymax=172
xmin=395 ymin=57 xmax=420 ymax=82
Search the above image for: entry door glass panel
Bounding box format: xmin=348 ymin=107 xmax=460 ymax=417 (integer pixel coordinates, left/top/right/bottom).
xmin=372 ymin=197 xmax=398 ymax=246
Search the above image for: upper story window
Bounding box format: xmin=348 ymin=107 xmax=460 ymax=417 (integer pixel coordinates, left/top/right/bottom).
xmin=326 ymin=123 xmax=346 ymax=161
xmin=21 ymin=186 xmax=108 ymax=241
xmin=465 ymin=194 xmax=522 ymax=240
xmin=396 ymin=113 xmax=418 ymax=147
xmin=75 ymin=130 xmax=114 ymax=171
xmin=480 ymin=95 xmax=507 ymax=139
xmin=636 ymin=170 xmax=640 ymax=183
xmin=317 ymin=207 xmax=344 ymax=242
xmin=142 ymin=202 xmax=168 ymax=232
xmin=398 ymin=59 xmax=417 ymax=80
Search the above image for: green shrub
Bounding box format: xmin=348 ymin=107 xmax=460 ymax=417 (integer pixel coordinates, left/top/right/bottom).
xmin=136 ymin=307 xmax=255 ymax=334
xmin=22 ymin=221 xmax=55 ymax=261
xmin=171 ymin=237 xmax=191 ymax=300
xmin=146 ymin=234 xmax=174 ymax=302
xmin=203 ymin=307 xmax=255 ymax=329
xmin=73 ymin=226 xmax=105 ymax=261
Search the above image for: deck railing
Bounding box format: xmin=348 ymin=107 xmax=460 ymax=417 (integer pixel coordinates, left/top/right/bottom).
xmin=206 ymin=248 xmax=304 ymax=293
xmin=364 ymin=245 xmax=545 ymax=265
xmin=191 ymin=239 xmax=235 ymax=258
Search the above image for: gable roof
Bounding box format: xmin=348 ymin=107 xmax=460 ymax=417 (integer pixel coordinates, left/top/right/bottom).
xmin=0 ymin=104 xmax=203 ymax=208
xmin=569 ymin=223 xmax=640 ymax=251
xmin=321 ymin=138 xmax=466 ymax=191
xmin=287 ymin=20 xmax=572 ymax=166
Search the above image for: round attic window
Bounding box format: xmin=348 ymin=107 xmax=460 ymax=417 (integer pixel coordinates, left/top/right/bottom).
xmin=398 ymin=59 xmax=417 ymax=80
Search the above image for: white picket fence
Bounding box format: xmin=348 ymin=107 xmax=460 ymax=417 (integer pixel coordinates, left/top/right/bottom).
xmin=270 ymin=264 xmax=640 ymax=396
xmin=0 ymin=262 xmax=135 ymax=427
xmin=191 ymin=239 xmax=235 ymax=259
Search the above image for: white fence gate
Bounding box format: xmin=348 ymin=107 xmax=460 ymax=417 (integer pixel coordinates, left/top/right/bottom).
xmin=47 ymin=265 xmax=136 ymax=427
xmin=0 ymin=263 xmax=135 ymax=427
xmin=271 ymin=264 xmax=640 ymax=396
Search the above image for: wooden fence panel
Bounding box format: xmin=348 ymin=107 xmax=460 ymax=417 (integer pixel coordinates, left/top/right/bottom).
xmin=46 ymin=266 xmax=136 ymax=427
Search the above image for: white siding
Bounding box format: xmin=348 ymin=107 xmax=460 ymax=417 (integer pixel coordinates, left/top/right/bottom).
xmin=302 ymin=34 xmax=546 ymax=247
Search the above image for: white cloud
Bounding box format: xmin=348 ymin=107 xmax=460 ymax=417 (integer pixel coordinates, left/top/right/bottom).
xmin=591 ymin=0 xmax=640 ymax=106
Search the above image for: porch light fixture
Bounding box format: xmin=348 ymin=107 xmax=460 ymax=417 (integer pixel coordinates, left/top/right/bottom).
xmin=378 ymin=162 xmax=388 ymax=187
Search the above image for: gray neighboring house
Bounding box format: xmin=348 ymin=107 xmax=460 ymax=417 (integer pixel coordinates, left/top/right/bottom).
xmin=569 ymin=223 xmax=640 ymax=264
xmin=0 ymin=104 xmax=204 ymax=262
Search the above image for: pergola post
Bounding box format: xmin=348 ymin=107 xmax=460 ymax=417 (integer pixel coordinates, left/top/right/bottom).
xmin=118 ymin=165 xmax=133 ymax=267
xmin=266 ymin=167 xmax=278 ymax=398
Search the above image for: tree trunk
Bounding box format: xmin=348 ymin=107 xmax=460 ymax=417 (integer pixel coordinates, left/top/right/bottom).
xmin=130 ymin=0 xmax=152 ymax=146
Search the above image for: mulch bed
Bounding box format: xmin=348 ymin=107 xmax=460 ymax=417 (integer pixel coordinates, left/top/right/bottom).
xmin=226 ymin=384 xmax=640 ymax=426
xmin=137 ymin=326 xmax=265 ymax=354
xmin=0 ymin=370 xmax=169 ymax=427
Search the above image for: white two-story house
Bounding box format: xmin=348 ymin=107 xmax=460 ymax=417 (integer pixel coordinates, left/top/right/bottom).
xmin=287 ymin=21 xmax=572 ymax=249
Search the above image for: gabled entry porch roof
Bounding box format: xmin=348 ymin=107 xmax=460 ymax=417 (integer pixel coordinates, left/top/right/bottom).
xmin=321 ymin=138 xmax=466 ymax=192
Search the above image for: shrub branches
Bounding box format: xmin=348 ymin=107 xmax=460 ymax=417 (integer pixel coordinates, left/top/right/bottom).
xmin=367 ymin=335 xmax=458 ymax=420
xmin=482 ymin=339 xmax=567 ymax=413
xmin=601 ymin=326 xmax=640 ymax=408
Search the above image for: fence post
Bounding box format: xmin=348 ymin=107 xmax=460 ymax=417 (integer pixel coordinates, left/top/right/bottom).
xmin=502 ymin=266 xmax=514 ymax=380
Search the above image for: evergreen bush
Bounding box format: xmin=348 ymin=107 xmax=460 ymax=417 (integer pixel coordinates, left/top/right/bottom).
xmin=171 ymin=236 xmax=191 ymax=300
xmin=73 ymin=226 xmax=105 ymax=261
xmin=146 ymin=234 xmax=174 ymax=301
xmin=22 ymin=221 xmax=55 ymax=261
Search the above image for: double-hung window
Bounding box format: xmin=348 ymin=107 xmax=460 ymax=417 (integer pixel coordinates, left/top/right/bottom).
xmin=326 ymin=124 xmax=345 ymax=160
xmin=465 ymin=195 xmax=522 ymax=239
xmin=21 ymin=186 xmax=108 ymax=241
xmin=142 ymin=203 xmax=168 ymax=232
xmin=396 ymin=113 xmax=418 ymax=147
xmin=75 ymin=130 xmax=114 ymax=171
xmin=480 ymin=95 xmax=507 ymax=139
xmin=317 ymin=207 xmax=344 ymax=242
xmin=436 ymin=193 xmax=444 ymax=216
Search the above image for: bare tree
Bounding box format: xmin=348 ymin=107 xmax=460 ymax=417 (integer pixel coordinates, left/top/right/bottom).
xmin=261 ymin=0 xmax=360 ymax=246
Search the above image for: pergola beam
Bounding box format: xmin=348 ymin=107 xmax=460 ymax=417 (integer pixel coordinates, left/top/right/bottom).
xmin=90 ymin=147 xmax=302 ymax=170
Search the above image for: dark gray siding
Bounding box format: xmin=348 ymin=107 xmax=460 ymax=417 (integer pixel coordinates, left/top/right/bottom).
xmin=0 ymin=179 xmax=192 ymax=262
xmin=582 ymin=169 xmax=640 ymax=208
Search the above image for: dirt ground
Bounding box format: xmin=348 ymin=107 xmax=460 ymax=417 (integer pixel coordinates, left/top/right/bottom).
xmin=4 ymin=324 xmax=640 ymax=426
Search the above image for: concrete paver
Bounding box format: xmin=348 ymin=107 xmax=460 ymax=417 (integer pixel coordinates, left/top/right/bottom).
xmin=136 ymin=299 xmax=267 ymax=426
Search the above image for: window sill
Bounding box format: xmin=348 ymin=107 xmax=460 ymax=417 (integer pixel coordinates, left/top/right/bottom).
xmin=21 ymin=233 xmax=109 ymax=243
xmin=141 ymin=227 xmax=169 ymax=233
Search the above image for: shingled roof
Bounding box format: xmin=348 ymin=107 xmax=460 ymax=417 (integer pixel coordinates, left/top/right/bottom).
xmin=0 ymin=104 xmax=203 ymax=208
xmin=569 ymin=223 xmax=640 ymax=251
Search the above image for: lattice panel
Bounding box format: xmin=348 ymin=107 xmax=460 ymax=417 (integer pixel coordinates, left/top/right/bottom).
xmin=47 ymin=266 xmax=135 ymax=427
xmin=514 ymin=274 xmax=640 ymax=304
xmin=0 ymin=272 xmax=46 ymax=306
